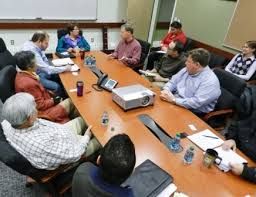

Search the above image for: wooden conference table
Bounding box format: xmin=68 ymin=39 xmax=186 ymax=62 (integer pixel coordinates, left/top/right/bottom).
xmin=59 ymin=51 xmax=255 ymax=197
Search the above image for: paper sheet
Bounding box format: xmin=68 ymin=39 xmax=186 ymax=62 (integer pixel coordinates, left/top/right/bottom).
xmin=157 ymin=183 xmax=177 ymax=197
xmin=139 ymin=69 xmax=158 ymax=77
xmin=70 ymin=64 xmax=80 ymax=72
xmin=214 ymin=147 xmax=248 ymax=172
xmin=187 ymin=129 xmax=224 ymax=151
xmin=51 ymin=58 xmax=74 ymax=66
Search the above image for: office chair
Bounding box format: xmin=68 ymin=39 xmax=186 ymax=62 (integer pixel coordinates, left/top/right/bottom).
xmin=57 ymin=29 xmax=83 ymax=40
xmin=0 ymin=38 xmax=16 ymax=71
xmin=132 ymin=38 xmax=151 ymax=72
xmin=183 ymin=38 xmax=194 ymax=52
xmin=208 ymin=52 xmax=228 ymax=69
xmin=203 ymin=68 xmax=247 ymax=130
xmin=0 ymin=66 xmax=17 ymax=102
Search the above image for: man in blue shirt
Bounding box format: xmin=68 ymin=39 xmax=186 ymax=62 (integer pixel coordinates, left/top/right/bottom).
xmin=22 ymin=31 xmax=71 ymax=97
xmin=161 ymin=48 xmax=221 ymax=114
xmin=72 ymin=134 xmax=136 ymax=197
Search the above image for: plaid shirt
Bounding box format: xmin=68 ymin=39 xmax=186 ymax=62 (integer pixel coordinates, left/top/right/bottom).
xmin=1 ymin=119 xmax=90 ymax=170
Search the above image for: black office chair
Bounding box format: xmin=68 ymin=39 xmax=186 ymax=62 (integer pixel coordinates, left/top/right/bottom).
xmin=57 ymin=29 xmax=83 ymax=40
xmin=203 ymin=68 xmax=247 ymax=130
xmin=132 ymin=38 xmax=151 ymax=72
xmin=0 ymin=66 xmax=17 ymax=103
xmin=208 ymin=53 xmax=228 ymax=69
xmin=183 ymin=38 xmax=194 ymax=52
xmin=0 ymin=38 xmax=16 ymax=71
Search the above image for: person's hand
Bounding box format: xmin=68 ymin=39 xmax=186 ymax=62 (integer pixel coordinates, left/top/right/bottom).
xmin=154 ymin=75 xmax=164 ymax=82
xmin=229 ymin=163 xmax=244 ymax=175
xmin=222 ymin=139 xmax=236 ymax=151
xmin=67 ymin=48 xmax=73 ymax=53
xmin=107 ymin=54 xmax=115 ymax=60
xmin=119 ymin=56 xmax=128 ymax=62
xmin=65 ymin=65 xmax=72 ymax=71
xmin=84 ymin=125 xmax=92 ymax=139
xmin=161 ymin=46 xmax=168 ymax=52
xmin=160 ymin=90 xmax=175 ymax=103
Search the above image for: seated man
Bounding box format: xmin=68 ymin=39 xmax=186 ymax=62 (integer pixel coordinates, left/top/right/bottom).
xmin=108 ymin=24 xmax=141 ymax=67
xmin=143 ymin=41 xmax=186 ymax=88
xmin=222 ymin=121 xmax=256 ymax=183
xmin=56 ymin=23 xmax=90 ymax=53
xmin=72 ymin=134 xmax=136 ymax=197
xmin=160 ymin=48 xmax=221 ymax=114
xmin=14 ymin=51 xmax=75 ymax=124
xmin=146 ymin=21 xmax=187 ymax=70
xmin=1 ymin=92 xmax=100 ymax=170
xmin=23 ymin=31 xmax=71 ymax=97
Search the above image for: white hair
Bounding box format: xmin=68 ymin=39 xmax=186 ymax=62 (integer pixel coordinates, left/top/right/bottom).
xmin=2 ymin=93 xmax=37 ymax=127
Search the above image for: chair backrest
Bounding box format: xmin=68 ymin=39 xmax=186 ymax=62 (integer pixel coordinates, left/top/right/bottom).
xmin=213 ymin=68 xmax=246 ymax=110
xmin=0 ymin=124 xmax=49 ymax=181
xmin=0 ymin=50 xmax=16 ymax=71
xmin=136 ymin=38 xmax=151 ymax=64
xmin=183 ymin=38 xmax=194 ymax=52
xmin=0 ymin=37 xmax=7 ymax=53
xmin=57 ymin=29 xmax=83 ymax=40
xmin=0 ymin=66 xmax=17 ymax=102
xmin=209 ymin=53 xmax=228 ymax=69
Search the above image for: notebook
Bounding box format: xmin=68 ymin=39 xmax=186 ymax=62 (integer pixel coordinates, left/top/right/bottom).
xmin=214 ymin=147 xmax=248 ymax=172
xmin=187 ymin=129 xmax=224 ymax=151
xmin=122 ymin=159 xmax=173 ymax=197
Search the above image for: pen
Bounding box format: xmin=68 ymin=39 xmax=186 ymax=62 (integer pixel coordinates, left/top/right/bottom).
xmin=202 ymin=135 xmax=219 ymax=139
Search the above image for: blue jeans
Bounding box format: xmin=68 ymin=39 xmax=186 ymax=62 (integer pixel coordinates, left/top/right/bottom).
xmin=38 ymin=72 xmax=65 ymax=97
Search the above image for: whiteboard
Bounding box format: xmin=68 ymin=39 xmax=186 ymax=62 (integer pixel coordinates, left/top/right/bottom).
xmin=0 ymin=0 xmax=97 ymax=20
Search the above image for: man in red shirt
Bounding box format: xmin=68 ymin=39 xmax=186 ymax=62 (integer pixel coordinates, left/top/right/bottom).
xmin=146 ymin=21 xmax=187 ymax=70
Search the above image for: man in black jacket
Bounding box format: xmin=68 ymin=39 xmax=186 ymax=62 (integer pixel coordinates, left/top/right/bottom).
xmin=222 ymin=86 xmax=256 ymax=183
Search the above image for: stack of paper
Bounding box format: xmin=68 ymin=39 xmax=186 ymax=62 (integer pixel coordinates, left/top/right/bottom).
xmin=214 ymin=147 xmax=247 ymax=172
xmin=187 ymin=129 xmax=224 ymax=151
xmin=51 ymin=58 xmax=74 ymax=67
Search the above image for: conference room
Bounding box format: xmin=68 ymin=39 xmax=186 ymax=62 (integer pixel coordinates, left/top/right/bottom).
xmin=0 ymin=0 xmax=255 ymax=196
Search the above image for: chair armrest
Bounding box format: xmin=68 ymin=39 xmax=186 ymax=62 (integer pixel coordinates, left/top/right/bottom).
xmin=203 ymin=109 xmax=234 ymax=121
xmin=39 ymin=155 xmax=87 ymax=183
xmin=247 ymin=80 xmax=256 ymax=85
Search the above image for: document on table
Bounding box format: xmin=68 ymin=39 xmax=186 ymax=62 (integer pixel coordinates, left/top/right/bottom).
xmin=70 ymin=64 xmax=80 ymax=72
xmin=214 ymin=147 xmax=248 ymax=172
xmin=138 ymin=70 xmax=158 ymax=77
xmin=51 ymin=58 xmax=74 ymax=66
xmin=157 ymin=183 xmax=177 ymax=197
xmin=187 ymin=129 xmax=224 ymax=151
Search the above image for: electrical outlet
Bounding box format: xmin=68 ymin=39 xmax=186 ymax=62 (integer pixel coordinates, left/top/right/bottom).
xmin=10 ymin=40 xmax=14 ymax=45
xmin=91 ymin=38 xmax=94 ymax=43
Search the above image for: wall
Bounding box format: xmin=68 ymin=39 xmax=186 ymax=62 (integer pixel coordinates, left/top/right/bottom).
xmin=0 ymin=0 xmax=127 ymax=54
xmin=173 ymin=0 xmax=237 ymax=53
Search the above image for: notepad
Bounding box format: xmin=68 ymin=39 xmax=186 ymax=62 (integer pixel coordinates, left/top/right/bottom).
xmin=214 ymin=147 xmax=248 ymax=172
xmin=187 ymin=129 xmax=224 ymax=151
xmin=157 ymin=183 xmax=177 ymax=197
xmin=51 ymin=58 xmax=74 ymax=67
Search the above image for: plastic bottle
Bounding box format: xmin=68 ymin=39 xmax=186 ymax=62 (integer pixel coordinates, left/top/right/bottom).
xmin=183 ymin=146 xmax=195 ymax=164
xmin=169 ymin=133 xmax=181 ymax=152
xmin=101 ymin=111 xmax=109 ymax=126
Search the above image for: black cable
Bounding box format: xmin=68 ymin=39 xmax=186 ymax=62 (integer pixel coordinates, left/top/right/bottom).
xmin=92 ymin=84 xmax=104 ymax=91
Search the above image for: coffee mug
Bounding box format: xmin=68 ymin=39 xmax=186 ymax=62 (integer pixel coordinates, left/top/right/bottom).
xmin=203 ymin=149 xmax=222 ymax=168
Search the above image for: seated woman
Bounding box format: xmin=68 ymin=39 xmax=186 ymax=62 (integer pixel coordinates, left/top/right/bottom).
xmin=225 ymin=40 xmax=256 ymax=81
xmin=0 ymin=38 xmax=16 ymax=70
xmin=14 ymin=51 xmax=77 ymax=124
xmin=56 ymin=23 xmax=90 ymax=53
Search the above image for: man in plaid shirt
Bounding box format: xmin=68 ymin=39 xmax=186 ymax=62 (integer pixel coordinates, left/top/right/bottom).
xmin=1 ymin=92 xmax=100 ymax=170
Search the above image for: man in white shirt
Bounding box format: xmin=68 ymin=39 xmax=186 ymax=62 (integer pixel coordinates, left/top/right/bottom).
xmin=1 ymin=92 xmax=100 ymax=170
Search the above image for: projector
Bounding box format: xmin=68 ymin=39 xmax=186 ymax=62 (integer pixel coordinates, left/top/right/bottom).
xmin=112 ymin=84 xmax=155 ymax=111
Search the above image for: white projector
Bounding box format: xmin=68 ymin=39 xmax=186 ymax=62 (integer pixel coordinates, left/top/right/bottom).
xmin=112 ymin=84 xmax=155 ymax=111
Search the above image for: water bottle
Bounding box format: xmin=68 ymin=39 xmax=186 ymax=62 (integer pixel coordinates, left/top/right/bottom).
xmin=101 ymin=111 xmax=109 ymax=126
xmin=169 ymin=133 xmax=181 ymax=152
xmin=183 ymin=146 xmax=195 ymax=164
xmin=91 ymin=56 xmax=96 ymax=66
